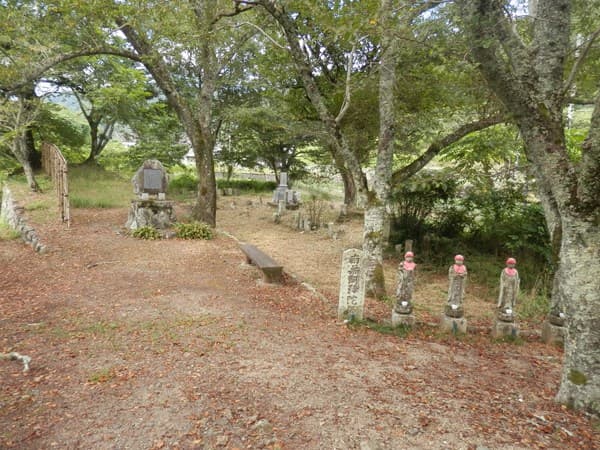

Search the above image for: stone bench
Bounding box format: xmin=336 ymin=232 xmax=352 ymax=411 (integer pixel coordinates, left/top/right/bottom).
xmin=240 ymin=243 xmax=283 ymax=283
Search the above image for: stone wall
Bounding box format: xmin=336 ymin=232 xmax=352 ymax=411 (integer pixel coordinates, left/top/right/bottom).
xmin=1 ymin=184 xmax=46 ymax=253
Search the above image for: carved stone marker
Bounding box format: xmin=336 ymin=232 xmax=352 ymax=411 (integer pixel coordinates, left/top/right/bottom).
xmin=132 ymin=160 xmax=168 ymax=196
xmin=126 ymin=160 xmax=175 ymax=230
xmin=271 ymin=171 xmax=299 ymax=209
xmin=542 ymin=306 xmax=567 ymax=345
xmin=392 ymin=251 xmax=416 ymax=327
xmin=492 ymin=257 xmax=520 ymax=338
xmin=338 ymin=249 xmax=366 ymax=321
xmin=441 ymin=254 xmax=468 ymax=334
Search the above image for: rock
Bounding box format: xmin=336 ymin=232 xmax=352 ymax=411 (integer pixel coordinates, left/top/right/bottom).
xmin=252 ymin=419 xmax=273 ymax=434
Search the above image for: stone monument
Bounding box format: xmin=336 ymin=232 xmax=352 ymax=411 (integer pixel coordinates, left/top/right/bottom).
xmin=270 ymin=172 xmax=300 ymax=209
xmin=126 ymin=160 xmax=176 ymax=230
xmin=337 ymin=249 xmax=366 ymax=321
xmin=392 ymin=251 xmax=416 ymax=327
xmin=492 ymin=257 xmax=520 ymax=338
xmin=441 ymin=254 xmax=468 ymax=334
xmin=542 ymin=274 xmax=567 ymax=345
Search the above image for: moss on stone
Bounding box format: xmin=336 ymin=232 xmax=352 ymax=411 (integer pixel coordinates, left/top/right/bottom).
xmin=568 ymin=369 xmax=588 ymax=386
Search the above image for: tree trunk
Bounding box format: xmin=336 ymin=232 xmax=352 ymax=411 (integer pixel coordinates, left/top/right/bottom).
xmin=192 ymin=136 xmax=217 ymax=226
xmin=363 ymin=0 xmax=398 ymax=298
xmin=25 ymin=126 xmax=41 ymax=170
xmin=341 ymin=169 xmax=356 ymax=206
xmin=554 ymin=219 xmax=600 ymax=414
xmin=12 ymin=133 xmax=39 ymax=191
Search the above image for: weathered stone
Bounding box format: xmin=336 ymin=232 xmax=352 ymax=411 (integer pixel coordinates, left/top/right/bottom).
xmin=391 ymin=311 xmax=415 ymax=327
xmin=542 ymin=320 xmax=566 ymax=346
xmin=440 ymin=314 xmax=467 ymax=334
xmin=132 ymin=160 xmax=168 ymax=196
xmin=492 ymin=320 xmax=519 ymax=339
xmin=125 ymin=199 xmax=176 ymax=230
xmin=446 ymin=255 xmax=467 ymax=318
xmin=497 ymin=258 xmax=519 ymax=322
xmin=394 ymin=252 xmax=416 ymax=315
xmin=338 ymin=249 xmax=366 ymax=321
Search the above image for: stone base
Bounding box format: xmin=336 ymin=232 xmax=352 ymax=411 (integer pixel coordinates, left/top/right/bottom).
xmin=391 ymin=311 xmax=415 ymax=327
xmin=126 ymin=199 xmax=176 ymax=230
xmin=541 ymin=320 xmax=566 ymax=346
xmin=440 ymin=315 xmax=467 ymax=334
xmin=492 ymin=320 xmax=519 ymax=339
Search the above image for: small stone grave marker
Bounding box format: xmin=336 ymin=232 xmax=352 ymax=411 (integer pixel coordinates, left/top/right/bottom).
xmin=338 ymin=249 xmax=366 ymax=321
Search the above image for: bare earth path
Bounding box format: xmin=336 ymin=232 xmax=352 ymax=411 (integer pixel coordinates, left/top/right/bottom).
xmin=1 ymin=200 xmax=598 ymax=449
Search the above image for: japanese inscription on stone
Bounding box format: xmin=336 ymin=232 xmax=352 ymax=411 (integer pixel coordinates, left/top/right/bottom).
xmin=143 ymin=169 xmax=163 ymax=193
xmin=337 ymin=249 xmax=366 ymax=321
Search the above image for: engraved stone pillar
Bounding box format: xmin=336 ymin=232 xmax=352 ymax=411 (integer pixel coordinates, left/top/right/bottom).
xmin=338 ymin=249 xmax=366 ymax=321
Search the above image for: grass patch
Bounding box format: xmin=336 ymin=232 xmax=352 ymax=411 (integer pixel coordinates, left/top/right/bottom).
xmin=69 ymin=164 xmax=131 ymax=209
xmin=492 ymin=334 xmax=525 ymax=345
xmin=518 ymin=291 xmax=550 ymax=320
xmin=0 ymin=221 xmax=20 ymax=240
xmin=87 ymin=367 xmax=116 ymax=384
xmin=347 ymin=317 xmax=412 ymax=338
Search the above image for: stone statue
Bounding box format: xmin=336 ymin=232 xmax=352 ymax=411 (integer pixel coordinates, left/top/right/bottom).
xmin=394 ymin=251 xmax=416 ymax=314
xmin=497 ymin=257 xmax=520 ymax=322
xmin=446 ymin=254 xmax=467 ymax=318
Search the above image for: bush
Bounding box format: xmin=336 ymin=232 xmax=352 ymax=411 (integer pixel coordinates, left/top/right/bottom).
xmin=169 ymin=173 xmax=198 ymax=193
xmin=132 ymin=226 xmax=161 ymax=240
xmin=217 ymin=178 xmax=276 ymax=192
xmin=174 ymin=221 xmax=213 ymax=240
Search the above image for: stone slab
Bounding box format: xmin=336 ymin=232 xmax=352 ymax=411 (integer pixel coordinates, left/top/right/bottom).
xmin=391 ymin=312 xmax=415 ymax=327
xmin=440 ymin=315 xmax=467 ymax=334
xmin=338 ymin=249 xmax=365 ymax=321
xmin=541 ymin=320 xmax=566 ymax=346
xmin=491 ymin=320 xmax=519 ymax=339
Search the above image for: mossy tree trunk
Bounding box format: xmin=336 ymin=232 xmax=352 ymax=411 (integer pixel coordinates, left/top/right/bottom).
xmin=459 ymin=0 xmax=600 ymax=413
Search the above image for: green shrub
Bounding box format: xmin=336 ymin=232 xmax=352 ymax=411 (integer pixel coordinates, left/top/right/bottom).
xmin=0 ymin=221 xmax=20 ymax=240
xmin=132 ymin=226 xmax=161 ymax=240
xmin=174 ymin=221 xmax=213 ymax=240
xmin=217 ymin=178 xmax=277 ymax=192
xmin=169 ymin=173 xmax=198 ymax=193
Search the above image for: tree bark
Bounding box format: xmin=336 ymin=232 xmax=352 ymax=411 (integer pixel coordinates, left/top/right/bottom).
xmin=362 ymin=0 xmax=399 ymax=298
xmin=459 ymin=0 xmax=599 ymax=414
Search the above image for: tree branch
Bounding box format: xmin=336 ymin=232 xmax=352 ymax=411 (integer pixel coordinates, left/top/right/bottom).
xmin=1 ymin=48 xmax=142 ymax=94
xmin=562 ymin=26 xmax=600 ymax=97
xmin=392 ymin=115 xmax=505 ymax=184
xmin=335 ymin=46 xmax=354 ymax=125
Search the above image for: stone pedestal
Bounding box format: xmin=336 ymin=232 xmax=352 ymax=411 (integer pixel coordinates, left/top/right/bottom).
xmin=392 ymin=311 xmax=415 ymax=327
xmin=542 ymin=320 xmax=566 ymax=345
xmin=440 ymin=315 xmax=467 ymax=334
xmin=126 ymin=199 xmax=176 ymax=230
xmin=492 ymin=320 xmax=519 ymax=339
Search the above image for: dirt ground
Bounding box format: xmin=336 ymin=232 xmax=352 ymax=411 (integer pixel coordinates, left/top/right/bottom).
xmin=1 ymin=192 xmax=598 ymax=449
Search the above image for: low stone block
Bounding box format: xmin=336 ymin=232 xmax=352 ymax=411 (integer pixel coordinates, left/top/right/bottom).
xmin=541 ymin=320 xmax=566 ymax=346
xmin=492 ymin=320 xmax=519 ymax=339
xmin=440 ymin=315 xmax=467 ymax=334
xmin=391 ymin=311 xmax=415 ymax=327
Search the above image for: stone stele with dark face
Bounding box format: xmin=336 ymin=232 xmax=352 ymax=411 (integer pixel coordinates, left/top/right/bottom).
xmin=132 ymin=160 xmax=168 ymax=196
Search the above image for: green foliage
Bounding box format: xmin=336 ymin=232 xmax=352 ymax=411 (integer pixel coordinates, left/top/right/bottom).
xmin=69 ymin=164 xmax=131 ymax=209
xmin=347 ymin=318 xmax=412 ymax=338
xmin=217 ymin=179 xmax=277 ymax=193
xmin=132 ymin=226 xmax=161 ymax=240
xmin=174 ymin=221 xmax=213 ymax=240
xmin=0 ymin=221 xmax=20 ymax=240
xmin=389 ymin=169 xmax=458 ymax=244
xmin=169 ymin=173 xmax=198 ymax=193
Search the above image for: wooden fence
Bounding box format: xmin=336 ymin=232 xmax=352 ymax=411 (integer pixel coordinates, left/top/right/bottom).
xmin=41 ymin=142 xmax=70 ymax=227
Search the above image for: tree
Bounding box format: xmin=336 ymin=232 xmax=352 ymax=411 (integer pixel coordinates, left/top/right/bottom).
xmin=456 ymin=0 xmax=600 ymax=414
xmin=53 ymin=56 xmax=152 ymax=163
xmin=0 ymin=88 xmax=40 ymax=190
